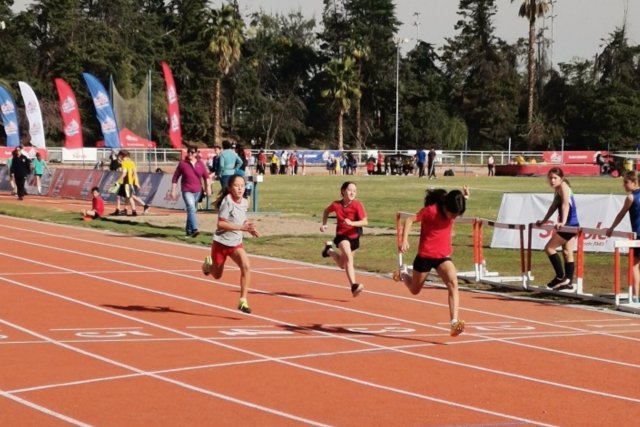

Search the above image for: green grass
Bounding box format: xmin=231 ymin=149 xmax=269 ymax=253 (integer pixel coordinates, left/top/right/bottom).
xmin=1 ymin=173 xmax=627 ymax=297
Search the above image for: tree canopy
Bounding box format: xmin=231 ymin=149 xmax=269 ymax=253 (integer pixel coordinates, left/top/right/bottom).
xmin=0 ymin=0 xmax=638 ymax=152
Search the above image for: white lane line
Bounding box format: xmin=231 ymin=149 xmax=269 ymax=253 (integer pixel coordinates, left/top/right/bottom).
xmin=0 ymin=270 xmax=554 ymax=426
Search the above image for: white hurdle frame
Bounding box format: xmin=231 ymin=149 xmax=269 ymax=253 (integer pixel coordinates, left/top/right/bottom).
xmin=476 ymin=219 xmax=528 ymax=289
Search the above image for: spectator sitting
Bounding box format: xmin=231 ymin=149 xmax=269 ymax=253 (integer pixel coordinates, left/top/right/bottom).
xmin=82 ymin=187 xmax=105 ymax=221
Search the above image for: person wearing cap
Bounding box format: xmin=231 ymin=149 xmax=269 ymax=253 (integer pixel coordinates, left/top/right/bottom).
xmin=171 ymin=147 xmax=211 ymax=238
xmin=9 ymin=146 xmax=31 ymax=200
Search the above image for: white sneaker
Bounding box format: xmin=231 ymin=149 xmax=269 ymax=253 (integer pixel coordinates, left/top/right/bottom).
xmin=202 ymin=256 xmax=212 ymax=276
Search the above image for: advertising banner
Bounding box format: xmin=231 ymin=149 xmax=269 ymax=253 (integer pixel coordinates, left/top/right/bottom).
xmin=18 ymin=81 xmax=46 ymax=148
xmin=491 ymin=193 xmax=628 ymax=253
xmin=47 ymin=169 xmax=103 ymax=199
xmin=54 ymin=78 xmax=84 ymax=149
xmin=62 ymin=148 xmax=97 ymax=163
xmin=0 ymin=84 xmax=20 ymax=147
xmin=83 ymin=72 xmax=120 ymax=148
xmin=161 ymin=61 xmax=182 ymax=149
xmin=542 ymin=151 xmax=601 ymax=164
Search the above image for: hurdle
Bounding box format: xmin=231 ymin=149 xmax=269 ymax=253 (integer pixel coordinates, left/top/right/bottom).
xmin=475 ymin=219 xmax=529 ymax=289
xmin=455 ymin=216 xmax=483 ymax=282
xmin=577 ymin=227 xmax=635 ymax=296
xmin=613 ymin=239 xmax=640 ymax=312
xmin=528 ymin=223 xmax=636 ymax=303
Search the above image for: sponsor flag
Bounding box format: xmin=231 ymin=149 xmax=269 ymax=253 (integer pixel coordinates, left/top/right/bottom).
xmin=0 ymin=84 xmax=21 ymax=147
xmin=161 ymin=61 xmax=182 ymax=149
xmin=82 ymin=72 xmax=120 ymax=148
xmin=54 ymin=78 xmax=84 ymax=148
xmin=18 ymin=81 xmax=46 ymax=148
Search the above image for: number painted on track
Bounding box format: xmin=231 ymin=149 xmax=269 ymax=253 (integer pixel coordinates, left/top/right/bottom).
xmin=220 ymin=328 xmax=294 ymax=336
xmin=0 ymin=335 xmax=7 ymax=340
xmin=470 ymin=324 xmax=535 ymax=331
xmin=346 ymin=326 xmax=415 ymax=334
xmin=75 ymin=330 xmax=152 ymax=338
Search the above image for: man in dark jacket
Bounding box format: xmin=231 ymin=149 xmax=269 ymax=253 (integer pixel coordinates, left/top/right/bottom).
xmin=9 ymin=146 xmax=31 ymax=200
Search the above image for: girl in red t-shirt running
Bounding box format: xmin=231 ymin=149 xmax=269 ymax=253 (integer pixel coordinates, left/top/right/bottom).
xmin=320 ymin=181 xmax=368 ymax=297
xmin=395 ymin=186 xmax=469 ymax=336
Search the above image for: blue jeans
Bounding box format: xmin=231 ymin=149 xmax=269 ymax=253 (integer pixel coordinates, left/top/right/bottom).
xmin=182 ymin=191 xmax=200 ymax=235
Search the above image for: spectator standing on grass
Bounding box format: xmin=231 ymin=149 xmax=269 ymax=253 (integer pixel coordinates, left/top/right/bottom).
xmin=427 ymin=147 xmax=437 ymax=179
xmin=207 ymin=144 xmax=222 ymax=185
xmin=257 ymin=149 xmax=267 ymax=175
xmin=270 ymin=152 xmax=279 ymax=175
xmin=111 ymin=150 xmax=138 ymax=216
xmin=279 ymin=150 xmax=288 ymax=175
xmin=32 ymin=152 xmax=50 ymax=195
xmin=606 ymin=170 xmax=640 ymax=303
xmin=235 ymin=144 xmax=248 ymax=176
xmin=171 ymin=147 xmax=211 ymax=238
xmin=377 ymin=151 xmax=385 ymax=174
xmin=9 ymin=146 xmax=31 ymax=200
xmin=416 ymin=147 xmax=426 ymax=177
xmin=487 ymin=154 xmax=495 ymax=176
xmin=218 ymin=140 xmax=242 ymax=189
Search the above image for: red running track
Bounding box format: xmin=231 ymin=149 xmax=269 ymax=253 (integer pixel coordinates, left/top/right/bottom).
xmin=1 ymin=215 xmax=640 ymax=426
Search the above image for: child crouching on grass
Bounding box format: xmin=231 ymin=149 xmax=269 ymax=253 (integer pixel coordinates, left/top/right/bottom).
xmin=202 ymin=175 xmax=259 ymax=314
xmin=394 ymin=185 xmax=470 ymax=337
xmin=81 ymin=187 xmax=105 ymax=220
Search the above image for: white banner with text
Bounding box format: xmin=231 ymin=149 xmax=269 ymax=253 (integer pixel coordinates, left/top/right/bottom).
xmin=491 ymin=193 xmax=629 ymax=253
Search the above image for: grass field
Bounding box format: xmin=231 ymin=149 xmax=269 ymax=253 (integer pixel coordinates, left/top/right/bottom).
xmin=0 ymin=173 xmax=628 ymax=297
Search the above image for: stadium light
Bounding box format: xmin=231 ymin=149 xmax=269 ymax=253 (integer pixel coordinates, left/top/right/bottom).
xmin=394 ymin=37 xmax=408 ymax=153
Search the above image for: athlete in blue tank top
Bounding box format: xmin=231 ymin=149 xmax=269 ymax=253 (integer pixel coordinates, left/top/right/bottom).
xmin=536 ymin=168 xmax=579 ymax=291
xmin=607 ymin=171 xmax=640 ymax=303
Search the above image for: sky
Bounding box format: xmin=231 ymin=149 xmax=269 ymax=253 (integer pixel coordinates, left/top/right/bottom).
xmin=12 ymin=0 xmax=640 ymax=66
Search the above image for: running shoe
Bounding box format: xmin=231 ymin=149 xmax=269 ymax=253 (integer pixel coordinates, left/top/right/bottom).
xmin=321 ymin=241 xmax=333 ymax=258
xmin=238 ymin=299 xmax=252 ymax=314
xmin=143 ymin=204 xmax=151 ymax=214
xmin=546 ymin=277 xmax=565 ymax=290
xmin=351 ymin=283 xmax=364 ymax=297
xmin=552 ymin=278 xmax=573 ymax=291
xmin=202 ymin=256 xmax=212 ymax=276
xmin=130 ymin=210 xmax=138 ymax=217
xmin=450 ymin=320 xmax=466 ymax=337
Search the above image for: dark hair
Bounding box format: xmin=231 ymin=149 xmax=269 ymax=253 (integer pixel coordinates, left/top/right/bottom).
xmin=214 ymin=175 xmax=245 ymax=209
xmin=222 ymin=139 xmax=232 ymax=149
xmin=340 ymin=181 xmax=356 ymax=193
xmin=548 ymin=167 xmax=570 ymax=186
xmin=91 ymin=186 xmax=100 ymax=193
xmin=424 ymin=188 xmax=466 ymax=217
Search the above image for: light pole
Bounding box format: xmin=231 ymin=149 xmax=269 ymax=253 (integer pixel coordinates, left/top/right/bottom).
xmin=394 ymin=37 xmax=408 ymax=153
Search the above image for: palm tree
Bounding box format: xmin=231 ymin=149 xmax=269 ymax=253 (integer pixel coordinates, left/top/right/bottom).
xmin=206 ymin=3 xmax=244 ymax=146
xmin=321 ymin=56 xmax=361 ymax=151
xmin=512 ymin=0 xmax=550 ymax=137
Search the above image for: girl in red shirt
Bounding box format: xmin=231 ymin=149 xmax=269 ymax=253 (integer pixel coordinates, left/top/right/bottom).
xmin=395 ymin=186 xmax=469 ymax=336
xmin=320 ymin=181 xmax=368 ymax=297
